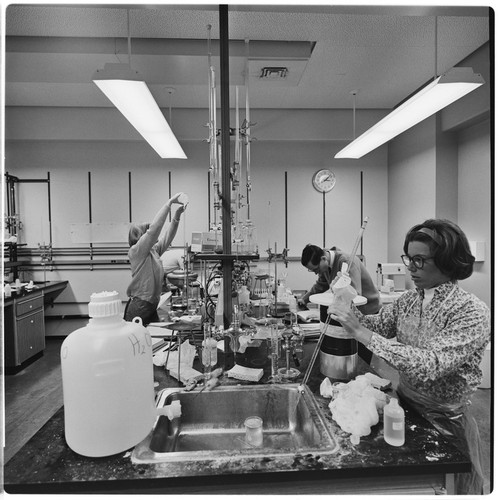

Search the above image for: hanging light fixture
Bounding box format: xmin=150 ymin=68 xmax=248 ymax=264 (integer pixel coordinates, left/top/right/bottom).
xmin=92 ymin=10 xmax=186 ymax=159
xmin=335 ymin=17 xmax=484 ymax=159
xmin=334 ymin=68 xmax=484 ymax=159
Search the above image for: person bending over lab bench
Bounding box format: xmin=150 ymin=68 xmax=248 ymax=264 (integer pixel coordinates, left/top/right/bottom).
xmin=328 ymin=219 xmax=490 ymax=495
xmin=160 ymin=248 xmax=185 ymax=292
xmin=124 ymin=193 xmax=187 ymax=325
xmin=298 ymin=244 xmax=381 ymax=315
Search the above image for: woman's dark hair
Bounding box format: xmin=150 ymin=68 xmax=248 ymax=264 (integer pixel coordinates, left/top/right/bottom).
xmin=128 ymin=223 xmax=150 ymax=247
xmin=403 ymin=219 xmax=475 ymax=280
xmin=301 ymin=244 xmax=324 ymax=266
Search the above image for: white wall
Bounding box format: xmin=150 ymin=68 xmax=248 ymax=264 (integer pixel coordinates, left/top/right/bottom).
xmin=456 ymin=120 xmax=491 ymax=306
xmin=6 ymin=36 xmax=491 ymax=312
xmin=6 ymin=108 xmax=390 ymax=314
xmin=387 ymin=117 xmax=437 ymax=266
xmin=385 ymin=114 xmax=490 ymax=306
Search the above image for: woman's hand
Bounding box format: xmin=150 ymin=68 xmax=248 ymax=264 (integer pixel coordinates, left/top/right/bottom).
xmin=328 ymin=303 xmax=359 ymax=334
xmin=169 ymin=192 xmax=185 ymax=205
xmin=174 ymin=204 xmax=187 ymax=219
xmin=328 ymin=303 xmax=373 ymax=345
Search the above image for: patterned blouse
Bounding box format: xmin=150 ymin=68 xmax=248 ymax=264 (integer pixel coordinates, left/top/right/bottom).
xmin=359 ymin=281 xmax=490 ymax=404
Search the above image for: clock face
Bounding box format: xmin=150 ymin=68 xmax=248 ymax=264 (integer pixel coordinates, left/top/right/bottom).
xmin=312 ymin=169 xmax=336 ymax=193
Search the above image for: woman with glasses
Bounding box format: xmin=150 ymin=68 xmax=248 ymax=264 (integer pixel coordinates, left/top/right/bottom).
xmin=124 ymin=193 xmax=187 ymax=326
xmin=328 ymin=219 xmax=490 ymax=495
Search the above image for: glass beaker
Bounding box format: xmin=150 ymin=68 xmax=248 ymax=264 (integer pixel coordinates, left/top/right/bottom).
xmin=186 ymin=282 xmax=200 ymax=315
xmin=244 ymin=416 xmax=263 ymax=447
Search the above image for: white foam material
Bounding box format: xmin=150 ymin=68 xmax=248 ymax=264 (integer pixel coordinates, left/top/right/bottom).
xmin=227 ymin=364 xmax=264 ymax=382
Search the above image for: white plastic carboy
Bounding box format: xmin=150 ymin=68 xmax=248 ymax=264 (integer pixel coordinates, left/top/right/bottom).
xmin=60 ymin=291 xmax=156 ymax=457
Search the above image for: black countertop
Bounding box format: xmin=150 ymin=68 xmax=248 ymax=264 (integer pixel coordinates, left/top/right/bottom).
xmin=4 ymin=343 xmax=470 ymax=494
xmin=3 ymin=280 xmax=68 ymax=306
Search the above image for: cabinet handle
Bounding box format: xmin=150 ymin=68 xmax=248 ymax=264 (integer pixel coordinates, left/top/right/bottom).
xmin=31 ymin=320 xmax=34 ymax=324
xmin=29 ymin=305 xmax=33 ymax=309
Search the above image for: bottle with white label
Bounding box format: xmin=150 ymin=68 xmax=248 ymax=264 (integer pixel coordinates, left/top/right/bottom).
xmin=383 ymin=397 xmax=405 ymax=446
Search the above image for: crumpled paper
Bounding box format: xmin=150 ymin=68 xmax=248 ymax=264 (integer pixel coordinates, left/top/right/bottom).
xmin=323 ymin=374 xmax=390 ymax=444
xmin=167 ymin=339 xmax=196 ymax=368
xmin=153 ymin=340 xmax=202 ymax=384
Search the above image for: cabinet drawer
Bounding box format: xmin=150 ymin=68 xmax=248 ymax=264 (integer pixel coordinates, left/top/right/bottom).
xmin=16 ymin=310 xmax=45 ymax=365
xmin=16 ymin=294 xmax=43 ymax=316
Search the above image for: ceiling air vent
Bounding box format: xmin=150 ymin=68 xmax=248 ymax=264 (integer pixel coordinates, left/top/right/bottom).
xmin=260 ymin=67 xmax=288 ymax=79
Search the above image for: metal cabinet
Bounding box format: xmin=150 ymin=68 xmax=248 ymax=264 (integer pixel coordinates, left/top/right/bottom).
xmin=5 ymin=291 xmax=46 ymax=368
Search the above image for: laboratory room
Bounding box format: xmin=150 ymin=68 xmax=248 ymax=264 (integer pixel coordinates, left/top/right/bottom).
xmin=2 ymin=3 xmax=492 ymax=496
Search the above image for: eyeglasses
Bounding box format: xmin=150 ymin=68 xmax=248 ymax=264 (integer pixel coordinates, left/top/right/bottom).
xmin=401 ymin=254 xmax=434 ymax=269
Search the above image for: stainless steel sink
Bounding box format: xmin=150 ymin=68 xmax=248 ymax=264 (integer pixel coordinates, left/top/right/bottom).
xmin=132 ymin=383 xmax=338 ymax=463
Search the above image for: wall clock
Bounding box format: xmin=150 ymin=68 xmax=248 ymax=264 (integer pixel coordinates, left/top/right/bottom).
xmin=312 ymin=169 xmax=336 ymax=193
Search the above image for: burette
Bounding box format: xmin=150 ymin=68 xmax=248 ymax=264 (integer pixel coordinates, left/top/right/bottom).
xmin=207 ymin=24 xmax=220 ymax=230
xmin=244 ymin=38 xmax=252 ymax=220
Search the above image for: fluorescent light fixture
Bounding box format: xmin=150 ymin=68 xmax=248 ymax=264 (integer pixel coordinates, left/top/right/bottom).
xmin=335 ymin=67 xmax=484 ymax=159
xmin=93 ymin=63 xmax=187 ymax=159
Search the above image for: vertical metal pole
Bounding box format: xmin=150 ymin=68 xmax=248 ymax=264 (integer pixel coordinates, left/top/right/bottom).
xmin=88 ymin=172 xmax=93 ymax=266
xmin=322 ymin=191 xmax=326 ymax=248
xmin=47 ymin=172 xmax=53 ymax=248
xmin=168 ymin=171 xmax=172 ymax=221
xmin=284 ymin=171 xmax=288 ymax=252
xmin=220 ymin=5 xmax=233 ymax=335
xmin=207 ymin=171 xmax=211 ymax=231
xmin=87 ymin=172 xmax=92 ymax=224
xmin=360 ymin=171 xmax=364 ymax=256
xmin=128 ymin=172 xmax=132 ymax=223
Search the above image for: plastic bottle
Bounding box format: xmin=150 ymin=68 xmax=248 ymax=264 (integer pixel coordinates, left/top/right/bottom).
xmin=202 ymin=337 xmax=218 ymax=367
xmin=202 ymin=323 xmax=218 ymax=368
xmin=4 ymin=283 xmax=12 ymax=298
xmin=383 ymin=397 xmax=405 ymax=446
xmin=60 ymin=291 xmax=156 ymax=457
xmin=238 ymin=285 xmax=251 ymax=314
